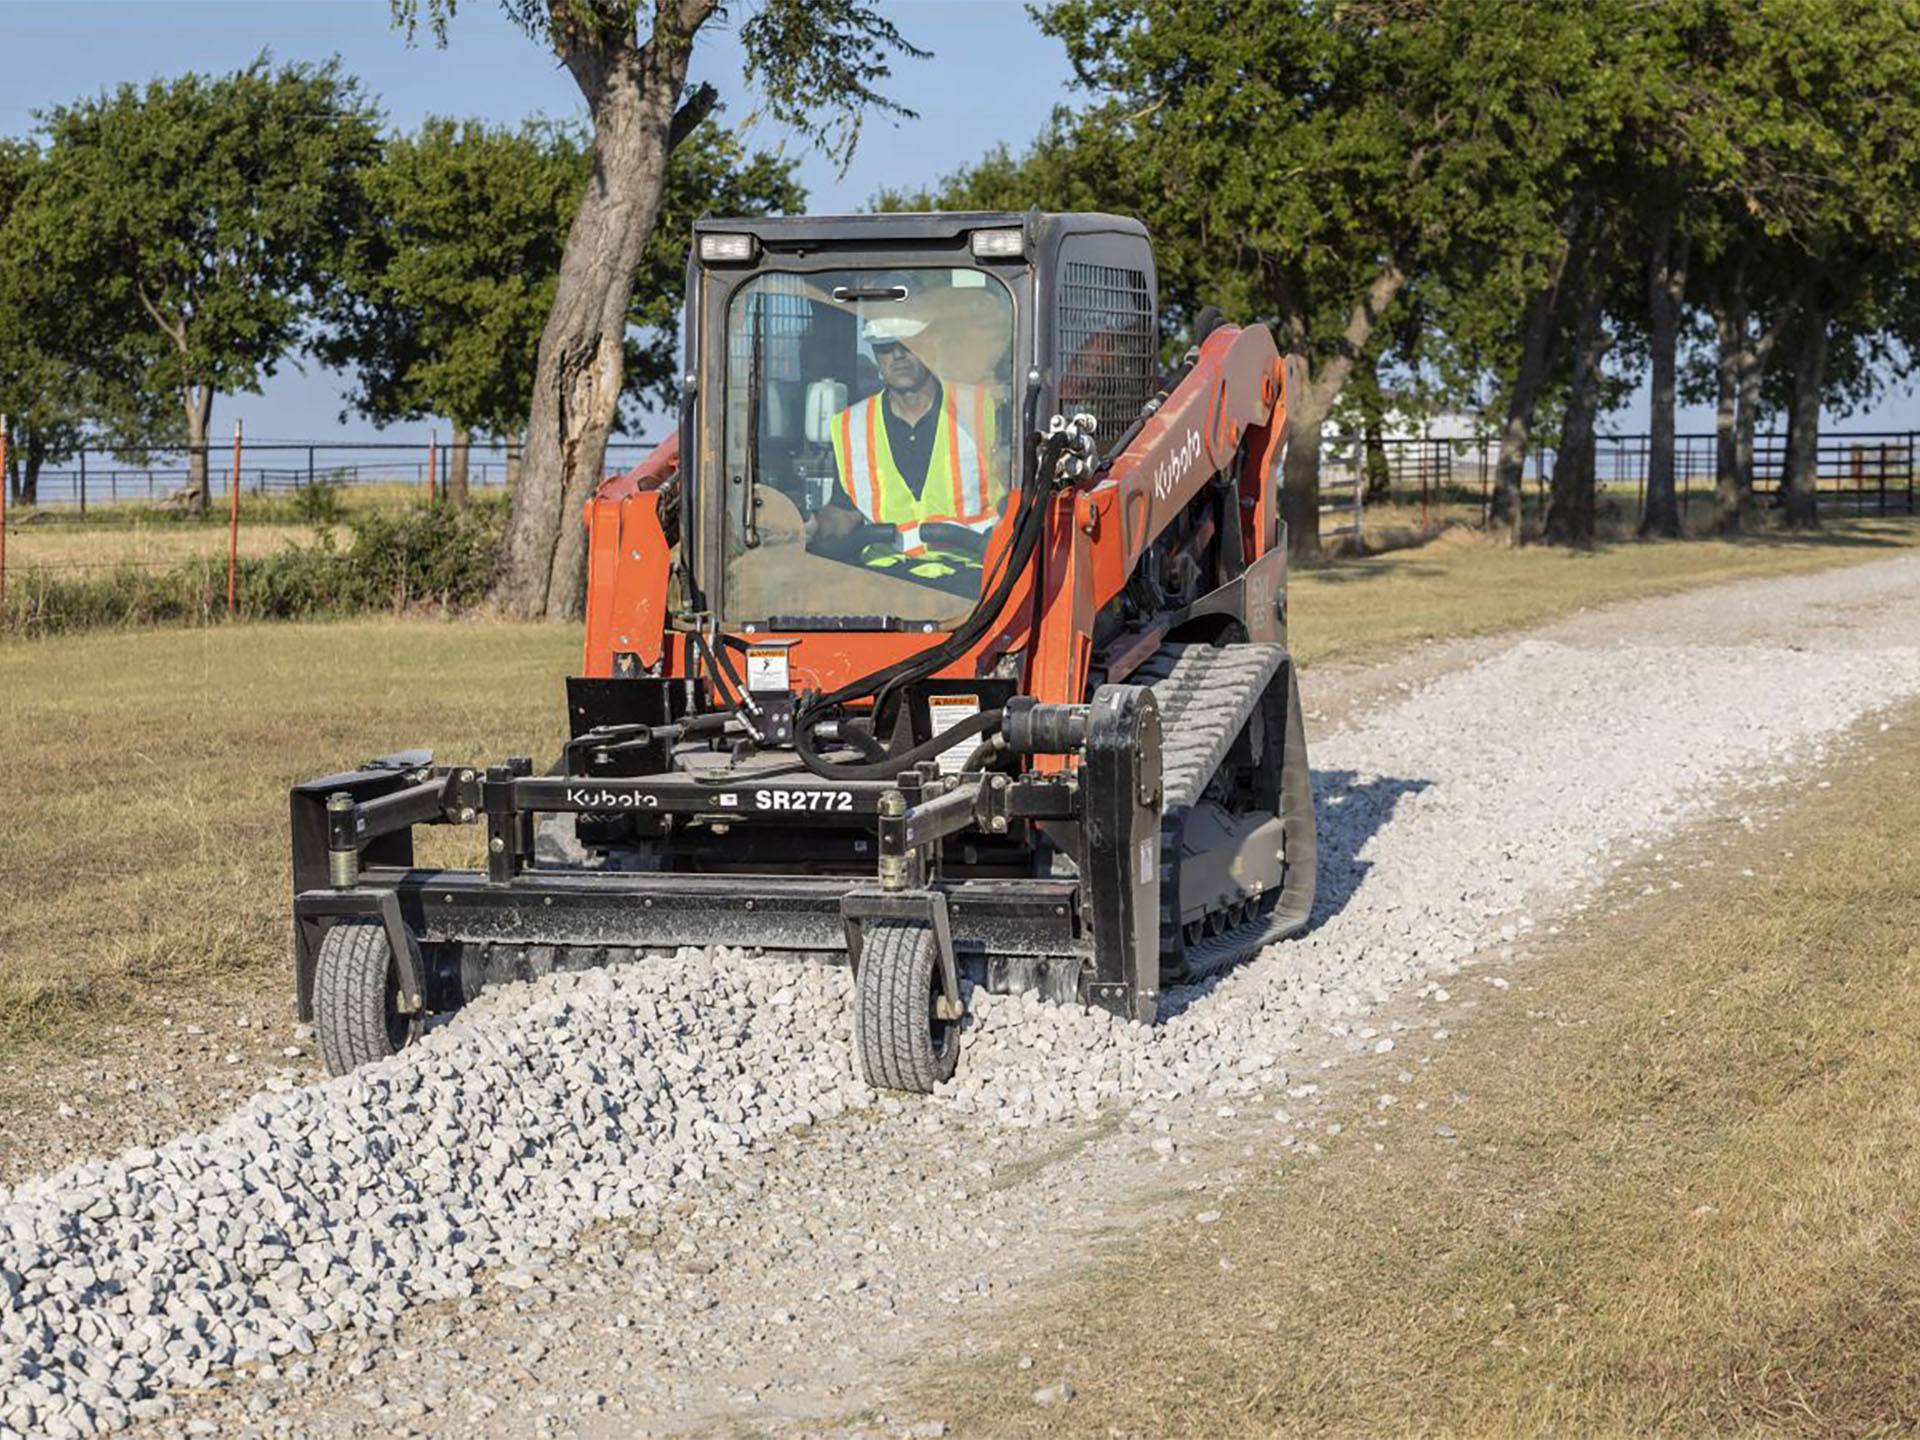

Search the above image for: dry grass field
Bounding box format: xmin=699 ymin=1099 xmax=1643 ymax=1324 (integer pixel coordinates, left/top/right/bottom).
xmin=926 ymin=705 xmax=1920 ymax=1438
xmin=0 ymin=620 xmax=579 ymax=1047
xmin=1291 ymin=516 xmax=1920 ymax=665
xmin=6 ymin=519 xmax=321 ymax=576
xmin=0 ymin=517 xmax=1915 ymax=1056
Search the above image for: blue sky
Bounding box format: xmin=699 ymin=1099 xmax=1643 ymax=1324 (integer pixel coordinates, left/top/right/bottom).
xmin=2 ymin=0 xmax=1914 ymax=440
xmin=0 ymin=0 xmax=1074 ymax=442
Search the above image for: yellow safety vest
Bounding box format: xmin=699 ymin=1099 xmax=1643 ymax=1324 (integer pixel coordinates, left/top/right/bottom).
xmin=829 ymin=384 xmax=1001 ymax=565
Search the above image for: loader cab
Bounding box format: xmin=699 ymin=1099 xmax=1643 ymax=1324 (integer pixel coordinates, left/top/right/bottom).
xmin=683 ymin=212 xmax=1158 ymax=632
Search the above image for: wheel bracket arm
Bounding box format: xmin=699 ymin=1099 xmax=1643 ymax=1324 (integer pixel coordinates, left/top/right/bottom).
xmin=293 ymin=889 xmax=426 ymax=1014
xmin=841 ymin=888 xmax=963 ymax=1021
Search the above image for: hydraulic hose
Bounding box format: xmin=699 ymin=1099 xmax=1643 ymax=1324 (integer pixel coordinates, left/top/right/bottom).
xmin=792 ymin=706 xmax=1004 ymax=782
xmin=789 ymin=428 xmax=1074 ymax=782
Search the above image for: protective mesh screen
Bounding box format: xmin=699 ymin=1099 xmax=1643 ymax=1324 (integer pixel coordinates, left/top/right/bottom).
xmin=1057 ymin=261 xmax=1155 ymax=447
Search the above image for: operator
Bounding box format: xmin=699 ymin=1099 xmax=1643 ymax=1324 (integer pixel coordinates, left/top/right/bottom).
xmin=812 ymin=314 xmax=1004 ymax=590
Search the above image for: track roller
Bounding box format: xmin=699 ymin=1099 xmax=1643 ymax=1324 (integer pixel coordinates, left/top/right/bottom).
xmin=313 ymin=919 xmax=425 ymax=1076
xmin=854 ymin=921 xmax=961 ymax=1094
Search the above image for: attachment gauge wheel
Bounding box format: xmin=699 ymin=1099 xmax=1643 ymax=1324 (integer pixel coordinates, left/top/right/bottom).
xmin=855 ymin=921 xmax=961 ymax=1094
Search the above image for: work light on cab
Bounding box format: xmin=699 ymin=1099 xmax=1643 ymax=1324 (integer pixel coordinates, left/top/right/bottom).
xmin=699 ymin=232 xmax=757 ymax=263
xmin=969 ymin=228 xmax=1025 ymax=258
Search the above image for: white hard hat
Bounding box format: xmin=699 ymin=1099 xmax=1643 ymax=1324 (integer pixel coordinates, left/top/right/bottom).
xmin=861 ymin=314 xmax=929 ymax=345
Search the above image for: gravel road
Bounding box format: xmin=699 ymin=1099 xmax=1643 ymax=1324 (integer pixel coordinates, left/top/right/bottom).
xmin=5 ymin=552 xmax=1920 ymax=1440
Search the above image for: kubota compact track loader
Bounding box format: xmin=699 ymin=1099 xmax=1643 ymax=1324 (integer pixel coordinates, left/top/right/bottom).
xmin=291 ymin=211 xmax=1316 ymax=1091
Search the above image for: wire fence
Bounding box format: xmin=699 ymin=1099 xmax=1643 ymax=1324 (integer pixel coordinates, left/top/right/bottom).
xmin=0 ymin=431 xmax=670 ymax=607
xmin=3 ymin=435 xmax=669 ymax=510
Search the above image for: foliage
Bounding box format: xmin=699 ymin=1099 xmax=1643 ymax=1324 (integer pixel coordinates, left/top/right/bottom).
xmin=290 ymin=479 xmax=351 ymax=526
xmin=2 ymin=499 xmax=505 ymax=637
xmin=394 ymin=0 xmax=925 ymax=174
xmin=316 ymin=118 xmax=586 ymax=439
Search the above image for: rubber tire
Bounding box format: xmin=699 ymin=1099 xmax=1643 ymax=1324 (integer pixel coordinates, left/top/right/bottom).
xmin=855 ymin=922 xmax=961 ymax=1094
xmin=314 ymin=920 xmax=423 ymax=1077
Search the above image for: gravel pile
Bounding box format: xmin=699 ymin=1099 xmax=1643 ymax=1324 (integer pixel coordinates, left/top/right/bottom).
xmin=6 ymin=595 xmax=1920 ymax=1437
xmin=0 ymin=958 xmax=861 ymax=1439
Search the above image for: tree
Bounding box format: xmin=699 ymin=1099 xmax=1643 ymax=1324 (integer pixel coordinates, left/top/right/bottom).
xmin=0 ymin=140 xmax=84 ymax=506
xmin=1033 ymin=0 xmax=1635 ymax=559
xmin=396 ymin=0 xmax=925 ymax=619
xmin=0 ymin=140 xmax=184 ymax=505
xmin=11 ymin=59 xmax=381 ymax=512
xmin=322 ymin=115 xmax=802 ymax=505
xmin=319 ymin=118 xmax=588 ymax=506
xmin=1682 ymin=1 xmax=1920 ymax=530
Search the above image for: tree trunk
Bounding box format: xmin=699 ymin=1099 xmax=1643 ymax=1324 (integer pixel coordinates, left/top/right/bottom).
xmin=22 ymin=443 xmax=42 ymax=507
xmin=1283 ymin=378 xmax=1331 ymax=561
xmin=448 ymin=425 xmax=471 ymax=509
xmin=1734 ymin=336 xmax=1762 ymax=517
xmin=1638 ymin=217 xmax=1689 ymax=538
xmin=182 ymin=385 xmax=213 ymax=515
xmin=1733 ymin=287 xmax=1802 ymax=522
xmin=1281 ymin=265 xmax=1407 ymax=561
xmin=1357 ymin=355 xmax=1392 ymax=504
xmin=1546 ymin=281 xmax=1608 ymax=549
xmin=496 ymin=30 xmax=705 ymax=619
xmin=1710 ymin=293 xmax=1743 ymax=535
xmin=1491 ymin=232 xmax=1576 ymax=543
xmin=1783 ymin=306 xmax=1828 ymax=529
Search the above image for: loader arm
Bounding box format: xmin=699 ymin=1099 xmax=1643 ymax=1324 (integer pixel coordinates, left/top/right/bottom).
xmin=1030 ymin=322 xmax=1289 ymax=711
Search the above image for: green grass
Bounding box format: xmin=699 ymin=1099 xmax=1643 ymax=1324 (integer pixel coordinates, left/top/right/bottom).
xmin=920 ymin=708 xmax=1920 ymax=1439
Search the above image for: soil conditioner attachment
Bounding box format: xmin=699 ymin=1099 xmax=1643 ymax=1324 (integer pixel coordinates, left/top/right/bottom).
xmin=291 ymin=210 xmax=1317 ymax=1091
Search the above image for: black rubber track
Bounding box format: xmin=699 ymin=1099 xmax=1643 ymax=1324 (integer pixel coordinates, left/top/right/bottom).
xmin=313 ymin=920 xmax=421 ymax=1077
xmin=855 ymin=922 xmax=960 ymax=1094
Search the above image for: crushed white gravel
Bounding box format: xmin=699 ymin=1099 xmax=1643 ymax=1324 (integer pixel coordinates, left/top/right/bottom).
xmin=6 ymin=557 xmax=1920 ymax=1439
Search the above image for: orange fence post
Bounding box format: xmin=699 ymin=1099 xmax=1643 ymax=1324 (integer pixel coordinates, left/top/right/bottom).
xmin=228 ymin=419 xmax=242 ymax=618
xmin=427 ymin=432 xmax=438 ymax=505
xmin=0 ymin=415 xmax=9 ymax=618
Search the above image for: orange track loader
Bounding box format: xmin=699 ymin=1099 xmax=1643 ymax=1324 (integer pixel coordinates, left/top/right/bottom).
xmin=291 ymin=211 xmax=1316 ymax=1091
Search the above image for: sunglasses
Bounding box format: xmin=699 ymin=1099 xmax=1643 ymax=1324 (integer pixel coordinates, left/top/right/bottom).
xmin=871 ymin=340 xmax=907 ymax=356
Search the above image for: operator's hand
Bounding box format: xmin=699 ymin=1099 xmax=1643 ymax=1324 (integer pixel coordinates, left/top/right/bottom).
xmin=808 ymin=505 xmax=863 ymax=544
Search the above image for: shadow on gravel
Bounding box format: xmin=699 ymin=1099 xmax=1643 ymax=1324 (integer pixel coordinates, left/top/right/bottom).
xmin=1158 ymin=768 xmax=1431 ymax=1020
xmin=1308 ymin=768 xmax=1434 ymax=929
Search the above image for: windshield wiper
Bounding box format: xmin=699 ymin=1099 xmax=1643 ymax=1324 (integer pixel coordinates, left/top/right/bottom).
xmin=742 ymin=293 xmax=764 ymax=549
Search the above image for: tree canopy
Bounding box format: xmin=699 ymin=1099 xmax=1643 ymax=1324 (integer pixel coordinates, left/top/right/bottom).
xmin=9 ymin=58 xmax=382 ymax=509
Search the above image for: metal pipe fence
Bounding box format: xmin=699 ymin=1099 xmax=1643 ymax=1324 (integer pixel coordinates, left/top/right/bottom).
xmin=1320 ymin=429 xmax=1917 ymax=536
xmin=3 ymin=436 xmax=669 ymax=510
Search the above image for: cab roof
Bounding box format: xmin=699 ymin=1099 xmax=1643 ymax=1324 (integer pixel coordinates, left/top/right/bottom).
xmin=691 ymin=210 xmax=1148 ymax=252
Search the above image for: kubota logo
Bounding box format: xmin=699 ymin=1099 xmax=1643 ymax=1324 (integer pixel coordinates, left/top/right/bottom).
xmin=1152 ymin=428 xmax=1204 ymax=501
xmin=564 ymin=787 xmax=659 ymax=809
